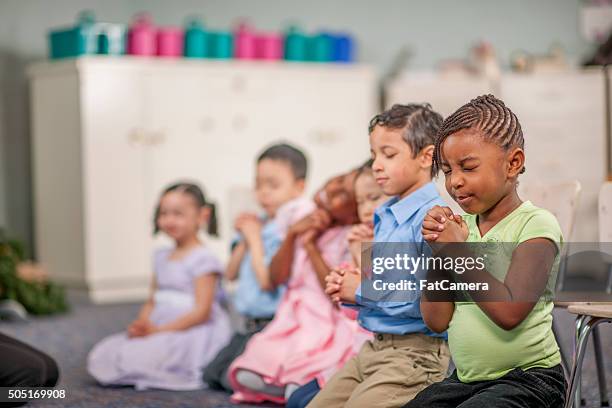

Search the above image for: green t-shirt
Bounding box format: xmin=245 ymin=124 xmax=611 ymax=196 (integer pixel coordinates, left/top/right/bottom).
xmin=448 ymin=200 xmax=563 ymax=383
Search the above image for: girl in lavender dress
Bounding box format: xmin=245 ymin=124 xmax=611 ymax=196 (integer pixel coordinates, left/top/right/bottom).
xmin=87 ymin=182 xmax=232 ymax=391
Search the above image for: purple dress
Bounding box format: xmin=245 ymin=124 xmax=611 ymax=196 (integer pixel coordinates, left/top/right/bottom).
xmin=87 ymin=245 xmax=232 ymax=390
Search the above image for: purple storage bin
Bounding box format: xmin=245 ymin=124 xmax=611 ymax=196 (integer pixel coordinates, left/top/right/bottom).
xmin=127 ymin=13 xmax=156 ymax=56
xmin=157 ymin=27 xmax=183 ymax=57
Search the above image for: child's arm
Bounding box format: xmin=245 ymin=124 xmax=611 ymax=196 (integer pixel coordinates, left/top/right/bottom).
xmin=476 ymin=238 xmax=556 ymax=330
xmin=225 ymin=241 xmax=247 ymax=281
xmin=269 ymin=213 xmax=317 ymax=287
xmin=242 ymin=223 xmax=274 ymax=291
xmin=420 ymin=297 xmax=455 ymax=333
xmin=155 ymin=273 xmax=218 ymax=332
xmin=137 ymin=278 xmax=156 ymax=321
xmin=270 ymin=229 xmax=299 ymax=287
xmin=303 ymin=238 xmax=332 ymax=291
xmin=300 ymin=210 xmax=333 ymax=290
xmin=424 ymin=206 xmax=557 ymax=330
xmin=128 ymin=278 xmax=156 ymax=337
xmin=347 ymin=224 xmax=374 ymax=268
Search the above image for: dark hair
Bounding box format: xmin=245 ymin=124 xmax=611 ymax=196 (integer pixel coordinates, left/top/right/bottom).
xmin=356 ymin=158 xmax=373 ymax=178
xmin=432 ymin=94 xmax=525 ymax=178
xmin=257 ymin=143 xmax=308 ymax=180
xmin=368 ymin=103 xmax=443 ymax=158
xmin=153 ymin=182 xmax=218 ymax=236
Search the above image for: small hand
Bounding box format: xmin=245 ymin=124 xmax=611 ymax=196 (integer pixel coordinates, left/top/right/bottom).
xmin=421 ymin=205 xmax=466 ymax=242
xmin=299 ymin=209 xmax=333 ymax=245
xmin=235 ymin=212 xmax=262 ymax=241
xmin=325 ymin=268 xmax=345 ymax=303
xmin=347 ymin=223 xmax=374 ymax=244
xmin=127 ymin=318 xmax=157 ymax=338
xmin=325 ymin=267 xmax=359 ymax=304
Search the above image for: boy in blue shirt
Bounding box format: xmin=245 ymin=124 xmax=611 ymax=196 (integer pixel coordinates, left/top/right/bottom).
xmin=203 ymin=143 xmax=308 ymax=392
xmin=310 ymin=105 xmax=450 ymax=408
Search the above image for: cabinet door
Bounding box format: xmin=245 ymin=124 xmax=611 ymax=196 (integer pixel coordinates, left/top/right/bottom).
xmin=80 ymin=67 xmax=151 ymax=299
xmin=385 ymin=72 xmax=494 ymax=117
xmin=269 ymin=67 xmax=376 ymax=196
xmin=141 ymin=65 xmax=378 ymax=260
xmin=141 ymin=67 xmax=234 ymax=258
xmin=501 ymin=71 xmax=606 ymax=242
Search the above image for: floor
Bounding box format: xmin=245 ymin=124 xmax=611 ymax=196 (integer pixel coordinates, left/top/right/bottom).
xmin=0 ymin=291 xmax=610 ymax=407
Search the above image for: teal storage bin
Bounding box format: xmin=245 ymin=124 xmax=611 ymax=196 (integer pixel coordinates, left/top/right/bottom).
xmin=48 ymin=11 xmax=125 ymax=59
xmin=284 ymin=26 xmax=308 ymax=61
xmin=309 ymin=33 xmax=333 ymax=62
xmin=96 ymin=23 xmax=126 ymax=55
xmin=207 ymin=31 xmax=233 ymax=59
xmin=184 ymin=19 xmax=207 ymax=58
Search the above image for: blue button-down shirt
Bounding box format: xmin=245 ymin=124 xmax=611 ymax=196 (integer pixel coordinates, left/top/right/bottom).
xmin=352 ymin=182 xmax=447 ymax=338
xmin=233 ymin=218 xmax=286 ymax=319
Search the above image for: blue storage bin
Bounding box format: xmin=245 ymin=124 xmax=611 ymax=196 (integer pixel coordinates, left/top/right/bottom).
xmin=331 ymin=33 xmax=354 ymax=63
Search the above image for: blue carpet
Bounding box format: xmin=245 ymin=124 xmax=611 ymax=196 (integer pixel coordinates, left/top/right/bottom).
xmin=0 ymin=292 xmax=611 ymax=407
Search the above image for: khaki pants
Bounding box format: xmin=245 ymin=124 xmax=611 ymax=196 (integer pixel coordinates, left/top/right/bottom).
xmin=308 ymin=333 xmax=450 ymax=408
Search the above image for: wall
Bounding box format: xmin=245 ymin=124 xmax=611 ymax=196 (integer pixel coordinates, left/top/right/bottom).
xmin=0 ymin=0 xmax=594 ymax=255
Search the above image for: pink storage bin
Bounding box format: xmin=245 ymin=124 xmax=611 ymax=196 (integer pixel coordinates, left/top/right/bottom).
xmin=256 ymin=33 xmax=283 ymax=60
xmin=127 ymin=14 xmax=156 ymax=56
xmin=157 ymin=27 xmax=183 ymax=57
xmin=234 ymin=23 xmax=257 ymax=59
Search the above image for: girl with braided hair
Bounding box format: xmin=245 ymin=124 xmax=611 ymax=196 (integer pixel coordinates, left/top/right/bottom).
xmin=405 ymin=95 xmax=566 ymax=407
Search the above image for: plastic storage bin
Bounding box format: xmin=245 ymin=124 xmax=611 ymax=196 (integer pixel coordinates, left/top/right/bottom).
xmin=207 ymin=31 xmax=233 ymax=59
xmin=127 ymin=14 xmax=156 ymax=56
xmin=284 ymin=27 xmax=308 ymax=61
xmin=234 ymin=23 xmax=257 ymax=59
xmin=184 ymin=19 xmax=207 ymax=58
xmin=256 ymin=33 xmax=283 ymax=60
xmin=48 ymin=11 xmax=125 ymax=59
xmin=157 ymin=27 xmax=183 ymax=57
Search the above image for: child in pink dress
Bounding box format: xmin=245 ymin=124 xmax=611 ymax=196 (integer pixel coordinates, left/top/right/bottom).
xmin=227 ymin=168 xmax=371 ymax=404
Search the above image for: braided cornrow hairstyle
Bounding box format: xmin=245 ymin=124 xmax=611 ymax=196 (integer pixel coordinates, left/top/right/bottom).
xmin=369 ymin=103 xmax=443 ymax=158
xmin=431 ymin=94 xmax=525 ymax=178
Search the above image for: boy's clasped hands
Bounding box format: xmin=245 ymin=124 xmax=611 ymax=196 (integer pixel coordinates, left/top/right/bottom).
xmin=325 ymin=205 xmax=468 ymax=305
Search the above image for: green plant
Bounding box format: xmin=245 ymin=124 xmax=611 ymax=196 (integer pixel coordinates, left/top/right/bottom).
xmin=0 ymin=229 xmax=68 ymax=315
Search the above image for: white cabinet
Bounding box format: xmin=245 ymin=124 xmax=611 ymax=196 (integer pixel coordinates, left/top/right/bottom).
xmin=29 ymin=57 xmax=376 ymax=303
xmin=500 ymin=71 xmax=606 ymax=242
xmin=385 ymin=69 xmax=608 ymax=241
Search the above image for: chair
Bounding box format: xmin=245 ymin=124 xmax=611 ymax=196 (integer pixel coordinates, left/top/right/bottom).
xmin=600 ymin=183 xmax=612 ymax=294
xmin=519 ymin=180 xmax=581 ymax=291
xmin=565 ymin=303 xmax=612 ymax=408
xmin=563 ymin=182 xmax=612 ymax=407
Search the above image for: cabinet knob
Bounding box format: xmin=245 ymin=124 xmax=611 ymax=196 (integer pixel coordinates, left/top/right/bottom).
xmin=128 ymin=128 xmax=146 ymax=146
xmin=147 ymin=130 xmax=166 ymax=146
xmin=308 ymin=129 xmax=341 ymax=145
xmin=201 ymin=117 xmax=215 ymax=133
